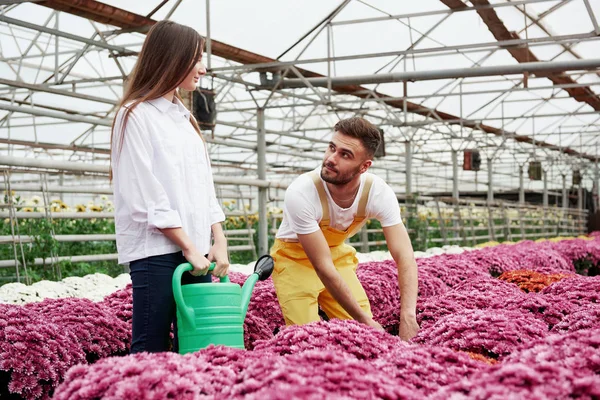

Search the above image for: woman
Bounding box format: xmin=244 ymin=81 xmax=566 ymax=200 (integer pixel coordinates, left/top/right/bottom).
xmin=111 ymin=20 xmax=229 ymax=353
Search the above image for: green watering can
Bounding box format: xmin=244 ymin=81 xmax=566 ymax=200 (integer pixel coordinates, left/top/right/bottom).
xmin=172 ymin=254 xmax=274 ymax=354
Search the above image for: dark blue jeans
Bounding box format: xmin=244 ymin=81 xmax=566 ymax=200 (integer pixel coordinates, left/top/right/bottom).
xmin=129 ymin=251 xmax=211 ymax=353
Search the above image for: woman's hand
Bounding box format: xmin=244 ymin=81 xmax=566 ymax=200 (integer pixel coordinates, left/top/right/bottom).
xmin=208 ymin=241 xmax=229 ymax=278
xmin=183 ymin=247 xmax=211 ymax=276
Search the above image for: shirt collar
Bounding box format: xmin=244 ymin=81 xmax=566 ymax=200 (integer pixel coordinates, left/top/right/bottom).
xmin=147 ymin=95 xmax=191 ymax=119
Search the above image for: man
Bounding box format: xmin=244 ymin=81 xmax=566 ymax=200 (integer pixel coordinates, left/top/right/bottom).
xmin=271 ymin=117 xmax=419 ymax=341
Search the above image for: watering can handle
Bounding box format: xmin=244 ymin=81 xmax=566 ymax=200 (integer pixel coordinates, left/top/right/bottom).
xmin=172 ymin=263 xmax=196 ymax=329
xmin=172 ymin=262 xmax=229 ymax=330
xmin=207 ymin=264 xmax=231 ymax=283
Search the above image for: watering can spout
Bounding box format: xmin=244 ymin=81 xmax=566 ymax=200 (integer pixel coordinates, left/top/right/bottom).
xmin=241 ymin=255 xmax=274 ymax=319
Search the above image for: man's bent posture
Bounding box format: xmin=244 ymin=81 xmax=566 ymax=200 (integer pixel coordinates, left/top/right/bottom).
xmin=271 ymin=117 xmax=419 ymax=340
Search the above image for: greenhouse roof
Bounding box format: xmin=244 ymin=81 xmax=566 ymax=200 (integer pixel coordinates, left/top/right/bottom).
xmin=0 ymin=0 xmax=599 ymax=195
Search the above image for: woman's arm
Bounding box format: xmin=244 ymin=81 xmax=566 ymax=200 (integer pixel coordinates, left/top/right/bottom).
xmin=208 ymin=222 xmax=229 ymax=277
xmin=160 ymin=227 xmax=211 ymax=276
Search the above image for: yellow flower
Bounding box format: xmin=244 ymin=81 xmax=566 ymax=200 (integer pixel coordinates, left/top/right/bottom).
xmin=76 ymin=204 xmax=87 ymax=212
xmin=30 ymin=195 xmax=42 ymax=205
xmin=22 ymin=207 xmax=33 ymax=212
xmin=223 ymin=201 xmax=231 ymax=207
xmin=4 ymin=218 xmax=9 ymax=224
xmin=90 ymin=205 xmax=104 ymax=212
xmin=231 ymin=200 xmax=236 ymax=204
xmin=268 ymin=207 xmax=283 ymax=215
xmin=245 ymin=205 xmax=250 ymax=211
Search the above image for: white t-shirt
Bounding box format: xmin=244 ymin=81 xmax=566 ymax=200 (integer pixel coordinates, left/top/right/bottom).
xmin=276 ymin=169 xmax=403 ymax=239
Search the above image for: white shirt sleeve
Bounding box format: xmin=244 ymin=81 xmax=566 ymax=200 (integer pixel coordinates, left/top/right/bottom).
xmin=283 ymin=182 xmax=321 ymax=235
xmin=368 ymin=178 xmax=403 ymax=228
xmin=113 ymin=108 xmax=182 ymax=230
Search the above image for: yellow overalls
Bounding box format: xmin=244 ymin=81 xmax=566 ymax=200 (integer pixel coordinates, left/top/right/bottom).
xmin=270 ymin=171 xmax=374 ymax=325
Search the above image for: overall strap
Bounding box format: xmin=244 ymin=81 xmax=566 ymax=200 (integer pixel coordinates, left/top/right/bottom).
xmin=310 ymin=171 xmax=330 ymax=228
xmin=356 ymin=175 xmax=374 ymax=218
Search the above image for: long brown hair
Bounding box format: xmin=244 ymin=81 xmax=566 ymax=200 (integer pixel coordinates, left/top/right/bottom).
xmin=110 ymin=20 xmax=205 ymax=180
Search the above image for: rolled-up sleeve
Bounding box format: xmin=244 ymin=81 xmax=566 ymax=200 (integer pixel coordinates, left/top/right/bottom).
xmin=113 ymin=109 xmax=182 ymax=230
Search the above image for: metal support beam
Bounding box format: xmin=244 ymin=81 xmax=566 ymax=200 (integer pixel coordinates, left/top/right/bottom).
xmin=562 ymin=174 xmax=568 ymax=209
xmin=543 ymin=170 xmax=548 ymax=207
xmin=0 ymin=155 xmax=288 ymax=189
xmin=257 ymin=108 xmax=268 ymax=256
xmin=0 ymin=14 xmax=134 ymax=55
xmin=331 ymin=0 xmax=561 ymax=26
xmin=578 ymin=184 xmax=583 ymax=210
xmin=452 ymin=149 xmax=459 ymax=200
xmin=0 ymin=102 xmax=112 ymax=126
xmin=582 ymin=0 xmax=600 ymax=35
xmin=487 ymin=158 xmax=493 ymax=202
xmin=405 ymin=141 xmax=412 ymax=196
xmin=0 ymin=138 xmax=110 ymax=155
xmin=519 ymin=166 xmax=525 ymax=204
xmin=205 ymin=0 xmax=212 ymax=69
xmin=594 ymin=161 xmax=600 ymax=211
xmin=6 ymin=183 xmax=111 ymax=195
xmin=0 ymin=77 xmax=117 ymax=105
xmin=275 ymin=58 xmax=600 ymax=88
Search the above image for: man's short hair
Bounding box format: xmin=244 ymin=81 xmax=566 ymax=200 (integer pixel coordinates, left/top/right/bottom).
xmin=334 ymin=117 xmax=381 ymax=158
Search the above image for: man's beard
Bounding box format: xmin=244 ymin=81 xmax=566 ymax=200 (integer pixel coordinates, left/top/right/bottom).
xmin=320 ymin=162 xmax=361 ymax=185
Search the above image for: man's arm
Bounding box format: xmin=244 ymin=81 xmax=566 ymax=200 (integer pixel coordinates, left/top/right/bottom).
xmin=297 ymin=230 xmax=382 ymax=329
xmin=382 ymin=223 xmax=419 ymax=340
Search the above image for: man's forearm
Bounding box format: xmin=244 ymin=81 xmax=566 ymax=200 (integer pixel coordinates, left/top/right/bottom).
xmin=394 ymin=253 xmax=418 ymax=316
xmin=313 ymin=261 xmax=370 ymax=323
xmin=383 ymin=224 xmax=418 ymax=317
xmin=298 ymin=231 xmax=371 ymax=323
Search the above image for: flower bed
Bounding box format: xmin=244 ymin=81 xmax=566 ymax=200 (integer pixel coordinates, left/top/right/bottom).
xmin=414 ymin=309 xmax=549 ymax=358
xmin=1 ymin=235 xmax=600 ymax=398
xmin=24 ymin=298 xmax=130 ymax=363
xmin=0 ymin=304 xmax=86 ymax=400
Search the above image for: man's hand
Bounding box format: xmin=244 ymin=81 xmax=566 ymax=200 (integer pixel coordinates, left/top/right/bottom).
xmin=399 ymin=314 xmax=419 ymax=341
xmin=362 ymin=317 xmax=384 ymax=331
xmin=184 ymin=248 xmax=211 ymax=276
xmin=208 ymin=241 xmax=229 ymax=278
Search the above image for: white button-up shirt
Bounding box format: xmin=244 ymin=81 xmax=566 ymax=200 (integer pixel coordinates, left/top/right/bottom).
xmin=111 ymin=96 xmax=225 ymax=264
